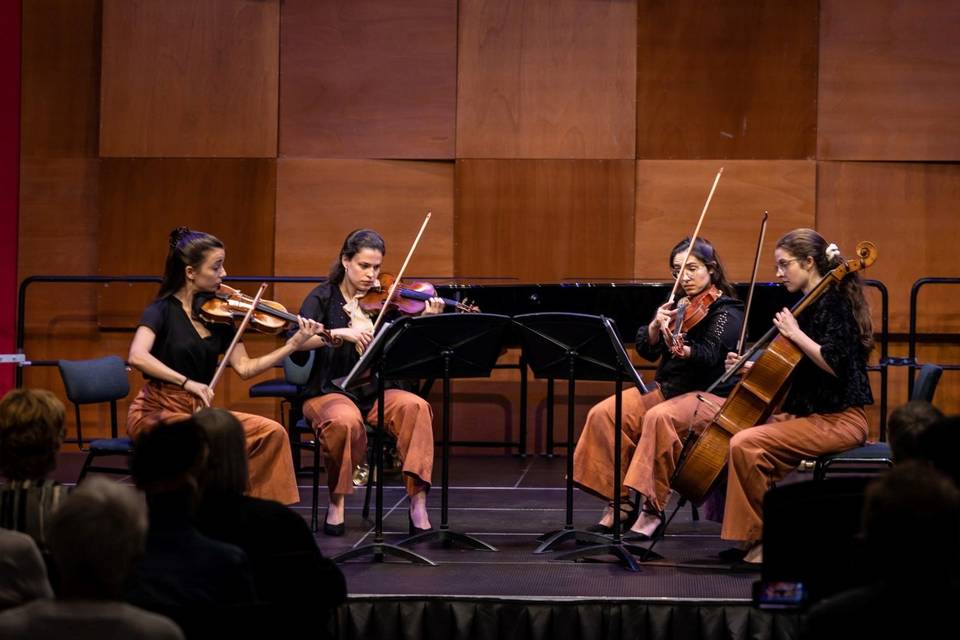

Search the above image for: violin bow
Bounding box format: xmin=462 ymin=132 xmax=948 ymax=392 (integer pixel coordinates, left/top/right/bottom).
xmin=735 ymin=211 xmax=769 ymax=355
xmin=207 ymin=282 xmax=268 ymax=394
xmin=667 ymin=167 xmax=724 ymax=304
xmin=370 ymin=211 xmax=432 ymax=336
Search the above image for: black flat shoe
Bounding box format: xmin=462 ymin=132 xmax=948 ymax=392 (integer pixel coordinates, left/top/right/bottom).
xmin=718 ymin=547 xmax=748 ymax=563
xmin=408 ymin=515 xmax=433 ymax=536
xmin=323 ymin=510 xmax=345 ymax=537
xmin=623 ymin=509 xmax=666 ymax=542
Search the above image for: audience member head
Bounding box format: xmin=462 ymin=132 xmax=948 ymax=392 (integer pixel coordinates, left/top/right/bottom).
xmin=0 ymin=389 xmax=65 ymax=481
xmin=47 ymin=476 xmax=148 ymax=599
xmin=862 ymin=461 xmax=960 ymax=582
xmin=916 ymin=416 xmax=960 ymax=487
xmin=193 ymin=408 xmax=248 ymax=497
xmin=888 ymin=400 xmax=944 ymax=463
xmin=131 ymin=418 xmax=208 ymax=498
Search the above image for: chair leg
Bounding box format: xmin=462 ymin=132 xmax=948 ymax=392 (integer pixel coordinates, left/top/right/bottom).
xmin=311 ymin=441 xmax=321 ymax=533
xmin=77 ymin=452 xmax=97 ymax=483
xmin=362 ymin=444 xmax=376 ymax=522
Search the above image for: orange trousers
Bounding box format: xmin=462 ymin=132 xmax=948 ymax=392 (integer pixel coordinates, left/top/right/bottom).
xmin=127 ymin=382 xmax=300 ymax=505
xmin=572 ymin=387 xmax=665 ymax=501
xmin=303 ymin=390 xmax=434 ymax=497
xmin=722 ymin=406 xmax=867 ymax=543
xmin=627 ymin=391 xmax=726 ymax=512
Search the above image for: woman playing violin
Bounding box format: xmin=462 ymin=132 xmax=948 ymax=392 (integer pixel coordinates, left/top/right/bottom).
xmin=290 ymin=229 xmax=443 ymax=536
xmin=572 ymin=237 xmax=744 ymax=535
xmin=127 ymin=228 xmax=326 ymax=505
xmin=718 ymin=229 xmax=873 ymax=563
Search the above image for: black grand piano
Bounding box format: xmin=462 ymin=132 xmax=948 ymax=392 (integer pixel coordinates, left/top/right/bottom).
xmin=429 ymin=281 xmax=802 ymax=455
xmin=435 ymin=281 xmax=800 ymax=345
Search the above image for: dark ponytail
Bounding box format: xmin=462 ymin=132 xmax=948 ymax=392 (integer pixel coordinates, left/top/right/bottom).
xmin=157 ymin=227 xmax=224 ymax=300
xmin=328 ymin=229 xmax=386 ymax=285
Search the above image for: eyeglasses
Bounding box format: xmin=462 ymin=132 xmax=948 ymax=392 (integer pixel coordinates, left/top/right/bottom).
xmin=670 ymin=263 xmax=706 ymax=279
xmin=774 ymin=258 xmax=801 ymax=272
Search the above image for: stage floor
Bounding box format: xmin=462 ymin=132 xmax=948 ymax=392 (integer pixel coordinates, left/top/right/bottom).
xmin=55 ymin=453 xmax=761 ymax=602
xmin=302 ymin=455 xmax=760 ymax=602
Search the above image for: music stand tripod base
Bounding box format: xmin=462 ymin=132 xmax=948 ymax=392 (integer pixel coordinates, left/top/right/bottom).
xmin=380 ymin=314 xmax=510 ymax=554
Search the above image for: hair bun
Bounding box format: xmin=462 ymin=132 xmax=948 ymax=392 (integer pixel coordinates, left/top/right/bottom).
xmin=825 ymin=243 xmax=841 ymax=261
xmin=169 ymin=226 xmax=190 ymax=250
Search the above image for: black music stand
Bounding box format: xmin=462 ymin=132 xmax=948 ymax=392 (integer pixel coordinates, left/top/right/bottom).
xmin=514 ymin=313 xmax=657 ymax=572
xmin=384 ymin=313 xmax=511 ymax=551
xmin=331 ymin=319 xmax=434 ymax=565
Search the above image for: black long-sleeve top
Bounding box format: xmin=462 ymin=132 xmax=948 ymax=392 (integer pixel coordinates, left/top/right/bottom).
xmin=780 ymin=288 xmax=873 ymax=416
xmin=635 ymin=295 xmax=744 ymax=400
xmin=290 ymin=282 xmax=411 ymax=412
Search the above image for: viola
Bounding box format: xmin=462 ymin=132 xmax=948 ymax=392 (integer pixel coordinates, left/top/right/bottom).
xmin=667 ymin=285 xmax=722 ymax=356
xmin=358 ymin=273 xmax=480 ymax=317
xmin=199 ymin=284 xmax=340 ymax=344
xmin=670 ymin=241 xmax=878 ymax=504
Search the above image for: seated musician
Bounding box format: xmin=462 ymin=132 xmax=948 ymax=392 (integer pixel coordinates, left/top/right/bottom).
xmin=572 ymin=237 xmax=744 ymax=535
xmin=127 ymin=227 xmax=325 ymax=505
xmin=646 ymin=229 xmax=873 ymax=562
xmin=291 ymin=229 xmax=444 ymax=536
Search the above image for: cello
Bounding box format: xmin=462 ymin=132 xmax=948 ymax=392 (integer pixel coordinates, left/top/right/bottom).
xmin=671 ymin=241 xmax=878 ymax=504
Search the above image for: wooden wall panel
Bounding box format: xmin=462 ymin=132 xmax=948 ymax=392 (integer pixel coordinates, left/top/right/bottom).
xmin=455 ymin=160 xmax=636 ymax=281
xmin=99 ymin=0 xmax=279 ymax=157
xmin=457 ymin=0 xmax=637 ymax=159
xmin=97 ymin=159 xmax=277 ymax=327
xmin=280 ymin=0 xmax=457 ymax=159
xmin=634 ymin=161 xmax=815 ymax=281
xmin=275 ymin=159 xmax=454 ymax=307
xmin=817 ymin=162 xmax=960 ymax=332
xmin=818 ymin=0 xmax=960 ymax=160
xmin=20 ymin=0 xmax=101 ymax=158
xmin=637 ymin=0 xmax=818 ymax=160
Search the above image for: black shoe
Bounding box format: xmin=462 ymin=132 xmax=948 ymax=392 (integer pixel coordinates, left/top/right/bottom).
xmin=323 ymin=510 xmax=345 ymax=537
xmin=718 ymin=547 xmax=748 ymax=563
xmin=409 ymin=515 xmax=433 ymax=536
xmin=623 ymin=509 xmax=665 ymax=542
xmin=588 ymin=499 xmax=639 ymax=534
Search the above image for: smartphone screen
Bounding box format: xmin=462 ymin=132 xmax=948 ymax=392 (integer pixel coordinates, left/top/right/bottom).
xmin=752 ymin=580 xmax=807 ymax=610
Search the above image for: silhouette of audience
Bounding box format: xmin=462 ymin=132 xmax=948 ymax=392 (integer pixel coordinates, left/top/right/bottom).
xmin=0 ymin=476 xmax=182 ymax=638
xmin=0 ymin=389 xmax=70 ymax=549
xmin=192 ymin=408 xmax=346 ymax=617
xmin=802 ymin=461 xmax=960 ymax=639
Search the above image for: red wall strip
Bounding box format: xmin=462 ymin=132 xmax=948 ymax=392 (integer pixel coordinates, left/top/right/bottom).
xmin=0 ymin=1 xmax=21 ymax=395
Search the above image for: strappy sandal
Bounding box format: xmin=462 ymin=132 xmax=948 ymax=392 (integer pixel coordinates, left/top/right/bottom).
xmin=586 ymin=496 xmax=640 ymax=534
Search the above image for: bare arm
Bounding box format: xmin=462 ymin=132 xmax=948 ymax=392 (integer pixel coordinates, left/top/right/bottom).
xmin=128 ymin=326 xmax=215 ymax=406
xmin=228 ymin=316 xmax=325 ymax=379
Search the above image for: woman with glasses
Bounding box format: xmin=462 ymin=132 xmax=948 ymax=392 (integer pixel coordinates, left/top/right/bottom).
xmin=572 ymin=237 xmax=744 ymax=534
xmin=634 ymin=229 xmax=873 ymax=561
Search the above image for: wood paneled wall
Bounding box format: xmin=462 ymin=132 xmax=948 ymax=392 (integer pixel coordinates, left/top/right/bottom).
xmin=18 ymin=0 xmax=960 ymax=443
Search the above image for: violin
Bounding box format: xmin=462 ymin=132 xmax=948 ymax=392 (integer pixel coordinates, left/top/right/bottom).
xmin=358 ymin=273 xmax=479 ymax=317
xmin=666 ymin=285 xmax=722 ymax=356
xmin=198 ymin=284 xmax=340 ymax=344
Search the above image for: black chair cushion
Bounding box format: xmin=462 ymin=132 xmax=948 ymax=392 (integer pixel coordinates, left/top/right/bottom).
xmin=88 ymin=438 xmax=134 ymax=453
xmin=820 ymin=442 xmax=892 ymax=463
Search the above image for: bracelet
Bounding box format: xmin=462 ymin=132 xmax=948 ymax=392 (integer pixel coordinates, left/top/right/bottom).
xmin=179 ymin=377 xmax=190 ymax=389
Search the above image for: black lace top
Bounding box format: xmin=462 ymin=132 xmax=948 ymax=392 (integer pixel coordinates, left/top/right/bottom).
xmin=635 ymin=295 xmax=745 ymax=400
xmin=780 ymin=288 xmax=874 ymax=416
